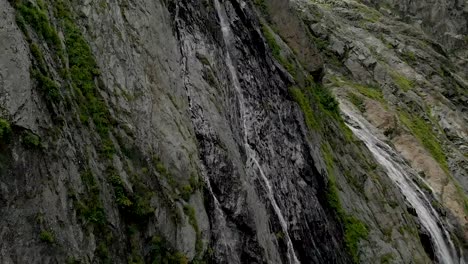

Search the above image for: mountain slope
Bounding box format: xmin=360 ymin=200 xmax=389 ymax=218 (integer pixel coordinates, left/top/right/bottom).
xmin=0 ymin=0 xmax=466 ymax=263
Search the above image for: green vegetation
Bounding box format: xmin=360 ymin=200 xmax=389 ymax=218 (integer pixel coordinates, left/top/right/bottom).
xmin=453 ymin=180 xmax=468 ymax=214
xmin=253 ymin=0 xmax=268 ymax=15
xmin=380 ymin=253 xmax=395 ymax=263
xmin=354 ymin=84 xmax=384 ymax=102
xmin=184 ymin=205 xmax=203 ymax=255
xmin=311 ymin=82 xmax=339 ymax=116
xmin=108 ymin=167 xmax=155 ymax=219
xmin=202 ymin=68 xmax=218 ymax=88
xmin=290 ymin=86 xmax=319 ymax=130
xmin=30 ymin=43 xmax=47 ymax=73
xmin=310 ymin=35 xmax=329 ymax=51
xmin=154 ymin=156 xmax=179 ymax=191
xmin=21 ymin=131 xmax=42 ymax=149
xmin=401 ymin=50 xmax=416 ymax=63
xmin=13 ymin=1 xmax=63 ymax=106
xmin=322 ymin=144 xmax=369 ymax=263
xmin=129 ymin=174 xmax=155 ymax=219
xmin=47 ymin=1 xmax=115 ymax=158
xmin=195 ymin=53 xmax=210 ymax=66
xmin=96 ymin=242 xmax=110 ymax=262
xmin=75 ymin=170 xmax=106 ymax=226
xmin=344 ymin=216 xmax=369 ymax=262
xmin=65 ymin=256 xmax=80 ymax=264
xmin=16 ymin=1 xmax=61 ymax=49
xmin=398 ymin=111 xmax=448 ymax=172
xmin=39 ymin=230 xmax=55 ymax=243
xmin=107 ymin=168 xmax=133 ymax=208
xmin=150 ymin=236 xmax=189 ymax=264
xmin=0 ymin=119 xmax=12 ymax=143
xmin=354 ymin=3 xmax=382 ymax=23
xmin=390 ymin=71 xmax=414 ymax=92
xmin=153 ymin=157 xmax=201 ymax=203
xmin=181 ymin=185 xmax=194 ymax=201
xmin=349 ymin=93 xmax=365 ymax=112
xmin=330 ymin=77 xmax=384 ymax=103
xmin=32 ymin=70 xmax=61 ymax=102
xmin=261 ymin=23 xmax=296 ymax=77
xmin=64 ymin=19 xmax=108 ymax=129
xmin=128 ymin=225 xmax=144 ymax=264
xmin=290 ymin=75 xmax=341 ymax=129
xmin=74 ymin=170 xmax=113 ymax=263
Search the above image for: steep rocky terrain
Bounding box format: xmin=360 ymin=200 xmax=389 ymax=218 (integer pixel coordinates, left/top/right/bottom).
xmin=0 ymin=0 xmax=466 ymax=263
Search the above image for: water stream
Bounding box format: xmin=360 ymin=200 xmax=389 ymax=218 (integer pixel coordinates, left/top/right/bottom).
xmin=340 ymin=102 xmax=460 ymax=263
xmin=202 ymin=170 xmax=241 ymax=263
xmin=213 ymin=0 xmax=300 ymax=263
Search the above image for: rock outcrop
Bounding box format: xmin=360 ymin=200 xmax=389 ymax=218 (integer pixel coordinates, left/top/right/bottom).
xmin=0 ymin=0 xmax=466 ymax=263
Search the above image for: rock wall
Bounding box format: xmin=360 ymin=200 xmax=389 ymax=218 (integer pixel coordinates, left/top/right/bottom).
xmin=0 ymin=0 xmax=464 ymax=263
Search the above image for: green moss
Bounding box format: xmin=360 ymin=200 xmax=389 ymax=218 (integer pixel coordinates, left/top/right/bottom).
xmin=32 ymin=70 xmax=61 ymax=102
xmin=14 ymin=1 xmax=65 ymax=105
xmin=107 ymin=168 xmax=133 ymax=209
xmin=290 ymin=78 xmax=343 ymax=134
xmin=290 ymin=86 xmax=319 ymax=130
xmin=150 ymin=236 xmax=189 ymax=264
xmin=380 ymin=253 xmax=395 ymax=263
xmin=16 ymin=1 xmax=61 ymax=49
xmin=100 ymin=138 xmax=115 ymax=159
xmin=254 ymin=0 xmax=268 ymax=15
xmin=96 ymin=242 xmax=110 ymax=263
xmin=183 ymin=205 xmax=203 ymax=256
xmin=398 ymin=111 xmax=448 ymax=172
xmin=128 ymin=225 xmax=144 ymax=264
xmin=321 ymin=144 xmax=368 ymax=263
xmin=453 ymin=180 xmax=468 ymax=215
xmin=196 ymin=53 xmax=210 ymax=66
xmin=390 ymin=72 xmax=414 ymax=91
xmin=349 ymin=93 xmax=366 ymax=112
xmin=183 ymin=205 xmax=198 ymax=232
xmin=39 ymin=230 xmax=55 ymax=243
xmin=57 ymin=7 xmax=113 ymax=155
xmin=153 ymin=156 xmax=179 ymax=192
xmin=310 ymin=83 xmax=339 ymax=116
xmin=189 ymin=173 xmax=201 ymax=190
xmin=344 ymin=216 xmax=369 ymax=262
xmin=108 ymin=167 xmax=156 ymax=220
xmin=30 ymin=43 xmax=47 ymax=73
xmin=0 ymin=119 xmax=12 ymax=143
xmin=15 ymin=13 xmax=29 ymax=38
xmin=181 ymin=185 xmax=194 ymax=201
xmin=127 ymin=173 xmax=155 ymax=219
xmin=355 ymin=3 xmax=382 ymax=23
xmin=65 ymin=256 xmax=80 ymax=264
xmin=76 ymin=170 xmax=106 ymax=225
xmin=401 ymin=50 xmax=416 ymax=63
xmin=330 ymin=77 xmax=384 ymax=103
xmin=261 ymin=23 xmax=296 ymax=77
xmin=21 ymin=131 xmax=41 ymax=149
xmin=75 ymin=169 xmax=113 ymax=264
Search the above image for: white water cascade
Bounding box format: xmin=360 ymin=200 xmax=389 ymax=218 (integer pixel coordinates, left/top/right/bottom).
xmin=202 ymin=169 xmax=241 ymax=263
xmin=339 ymin=102 xmax=461 ymax=264
xmin=213 ymin=0 xmax=300 ymax=263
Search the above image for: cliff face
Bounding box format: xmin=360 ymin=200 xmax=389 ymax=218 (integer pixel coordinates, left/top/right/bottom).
xmin=0 ymin=0 xmax=466 ymax=263
xmin=364 ymin=0 xmax=468 ymax=50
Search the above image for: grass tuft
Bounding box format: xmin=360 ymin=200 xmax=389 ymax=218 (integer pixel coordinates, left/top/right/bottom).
xmin=398 ymin=111 xmax=448 ymax=172
xmin=0 ymin=119 xmax=12 ymax=143
xmin=322 ymin=144 xmax=368 ymax=263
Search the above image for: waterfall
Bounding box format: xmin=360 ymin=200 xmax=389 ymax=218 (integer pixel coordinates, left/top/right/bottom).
xmin=339 ymin=101 xmax=460 ymax=263
xmin=213 ymin=0 xmax=300 ymax=263
xmin=203 ymin=171 xmax=241 ymax=263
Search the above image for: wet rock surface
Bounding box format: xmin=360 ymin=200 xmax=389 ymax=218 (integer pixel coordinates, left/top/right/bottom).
xmin=0 ymin=0 xmax=466 ymax=263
